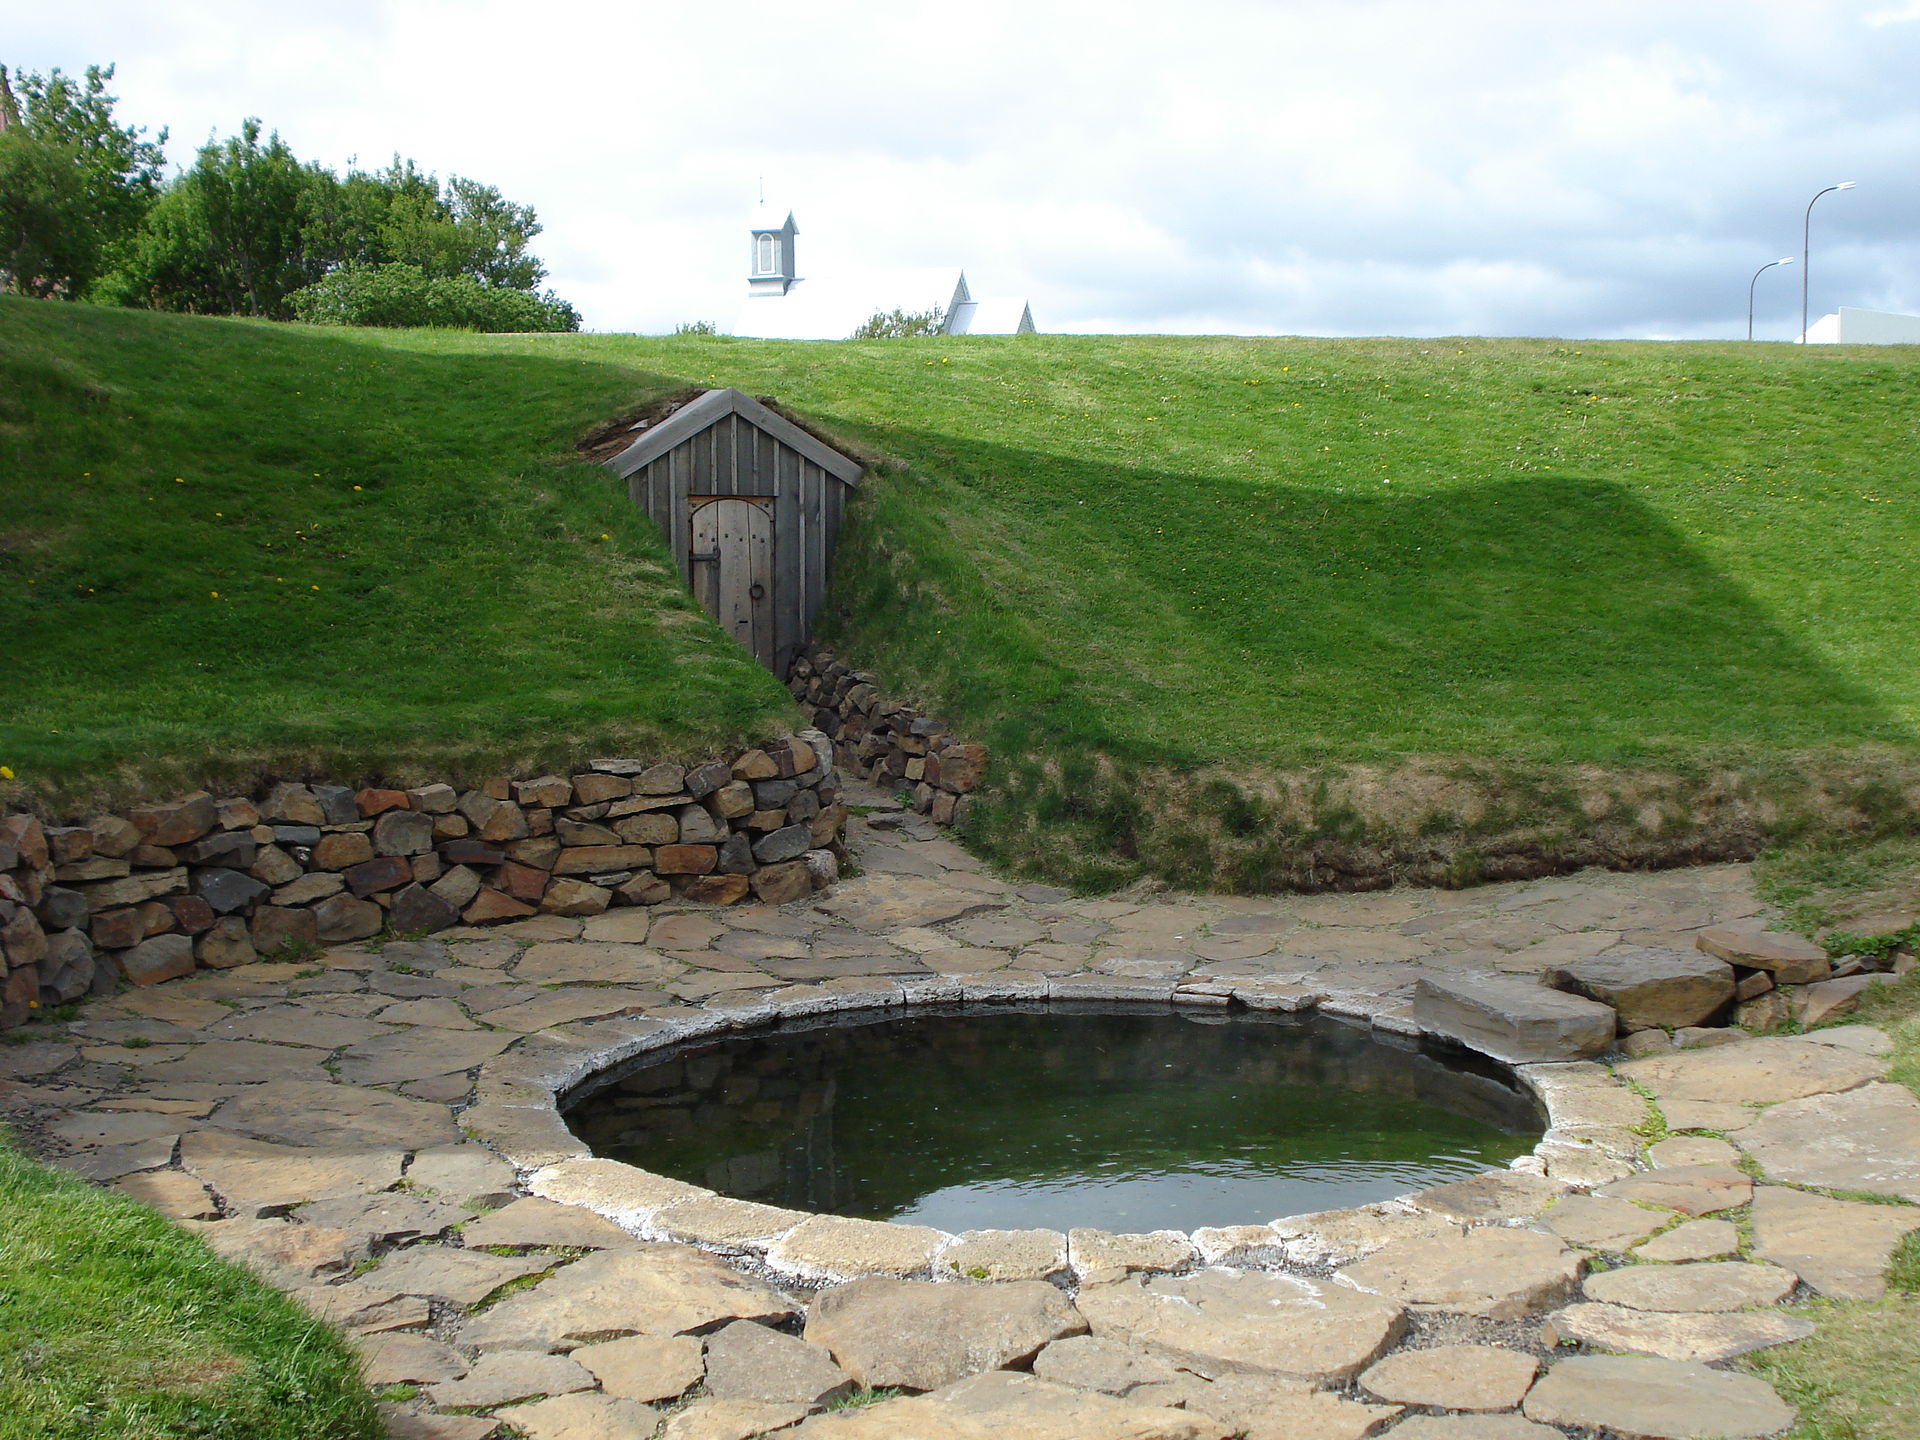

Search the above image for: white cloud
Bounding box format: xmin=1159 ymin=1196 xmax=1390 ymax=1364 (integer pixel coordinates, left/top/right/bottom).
xmin=11 ymin=0 xmax=1919 ymax=336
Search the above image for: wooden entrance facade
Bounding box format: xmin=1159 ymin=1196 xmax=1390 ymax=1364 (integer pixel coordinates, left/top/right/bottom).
xmin=602 ymin=389 xmax=864 ymax=675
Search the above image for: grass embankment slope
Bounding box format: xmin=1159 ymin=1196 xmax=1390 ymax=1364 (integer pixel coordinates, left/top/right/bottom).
xmin=0 ymin=1131 xmax=379 ymax=1440
xmin=0 ymin=298 xmax=796 ymax=812
xmin=6 ymin=306 xmax=1919 ymax=882
xmin=439 ymin=327 xmax=1916 ymax=889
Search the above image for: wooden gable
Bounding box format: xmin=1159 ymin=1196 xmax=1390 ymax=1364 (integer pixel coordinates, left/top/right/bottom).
xmin=604 ymin=389 xmax=863 ymax=674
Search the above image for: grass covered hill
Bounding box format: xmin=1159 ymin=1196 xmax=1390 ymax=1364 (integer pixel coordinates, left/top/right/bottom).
xmin=521 ymin=328 xmax=1919 ymax=888
xmin=0 ymin=298 xmax=797 ymax=811
xmin=4 ymin=302 xmax=1917 ymax=886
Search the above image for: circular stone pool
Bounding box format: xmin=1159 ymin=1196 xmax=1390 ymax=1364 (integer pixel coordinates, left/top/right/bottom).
xmin=562 ymin=1003 xmax=1545 ymax=1233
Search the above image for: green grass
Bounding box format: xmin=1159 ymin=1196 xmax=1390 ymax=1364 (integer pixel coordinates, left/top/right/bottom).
xmin=0 ymin=299 xmax=796 ymax=810
xmin=7 ymin=307 xmax=1919 ymax=875
xmin=1757 ymin=833 xmax=1920 ymax=936
xmin=413 ymin=327 xmax=1920 ymax=884
xmin=1746 ymin=1295 xmax=1920 ymax=1440
xmin=0 ymin=1131 xmax=380 ymax=1440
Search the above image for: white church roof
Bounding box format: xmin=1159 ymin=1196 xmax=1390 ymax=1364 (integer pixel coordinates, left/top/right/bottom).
xmin=749 ymin=201 xmax=795 ymax=233
xmin=949 ymin=296 xmax=1036 ymax=335
xmin=735 ymin=266 xmax=972 ymax=341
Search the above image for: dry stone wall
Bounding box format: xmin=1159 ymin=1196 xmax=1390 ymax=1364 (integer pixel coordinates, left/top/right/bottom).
xmin=0 ymin=731 xmax=847 ymax=1030
xmin=789 ymin=650 xmax=986 ymax=826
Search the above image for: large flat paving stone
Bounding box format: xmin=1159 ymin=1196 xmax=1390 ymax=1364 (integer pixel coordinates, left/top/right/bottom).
xmin=1413 ymin=973 xmax=1615 ymax=1062
xmin=1536 ymin=1194 xmax=1664 ymax=1250
xmin=1357 ymin=1344 xmax=1537 ymax=1411
xmin=1269 ymin=1205 xmax=1464 ymax=1264
xmin=1749 ymin=1184 xmax=1920 ymax=1299
xmin=1594 ymin=1164 xmax=1753 ymax=1216
xmin=1695 ymin=927 xmax=1830 ymax=983
xmin=1335 ymin=1227 xmax=1583 ymax=1320
xmin=1076 ymin=1269 xmax=1404 ymax=1383
xmin=512 ymin=942 xmax=680 ymax=986
xmin=1582 ymin=1261 xmax=1798 ymax=1312
xmin=656 ymin=1397 xmax=811 ymax=1440
xmin=332 ymin=1027 xmax=517 ymax=1085
xmin=366 ymin=1245 xmax=553 ymax=1305
xmin=803 ymin=1276 xmax=1086 ymax=1391
xmin=137 ymin=1039 xmax=332 ymax=1085
xmin=1547 ymin=949 xmax=1734 ymax=1031
xmin=1615 ymin=1035 xmax=1886 ymax=1106
xmin=1031 ymin=1334 xmax=1185 ymax=1395
xmin=571 ymin=1333 xmax=705 ymax=1402
xmin=205 ymin=1080 xmax=459 ymax=1148
xmin=1384 ymin=1420 xmax=1564 ymax=1440
xmin=1634 ymin=1218 xmax=1740 ymax=1263
xmin=1736 ymin=1081 xmax=1920 ymax=1201
xmin=500 ymin=1391 xmax=663 ymax=1440
xmin=1405 ymin=1170 xmax=1569 ymax=1222
xmin=424 ymin=1349 xmax=595 ymax=1409
xmin=458 ymin=1195 xmax=639 ymax=1250
xmin=1522 ymin=1354 xmax=1795 ymax=1438
xmin=784 ymin=1370 xmax=1230 ymax=1440
xmin=178 ymin=1129 xmax=405 ymax=1208
xmin=703 ymin=1318 xmax=854 ymax=1406
xmin=1543 ymin=1302 xmax=1815 ymax=1364
xmin=458 ymin=1245 xmax=798 ymax=1350
xmin=764 ymin=1214 xmax=947 ymax=1281
xmin=1185 ymin=1385 xmax=1401 ymax=1440
xmin=816 ymin=876 xmax=1006 ymax=932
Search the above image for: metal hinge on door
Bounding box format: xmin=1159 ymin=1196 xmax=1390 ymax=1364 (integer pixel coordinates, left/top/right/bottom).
xmin=690 ymin=550 xmax=720 ymax=564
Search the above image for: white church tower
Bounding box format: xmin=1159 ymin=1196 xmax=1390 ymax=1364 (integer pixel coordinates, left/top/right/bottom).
xmin=747 ymin=204 xmax=799 ymax=299
xmin=734 ymin=203 xmax=1036 ymax=338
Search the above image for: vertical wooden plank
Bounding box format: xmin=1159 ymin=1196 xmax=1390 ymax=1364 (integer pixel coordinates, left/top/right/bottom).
xmin=691 ymin=499 xmax=718 ymax=616
xmin=775 ymin=444 xmax=804 ymax=668
xmin=748 ymin=498 xmax=774 ymax=668
xmin=710 ymin=416 xmax=730 ymax=495
xmin=805 ymin=461 xmax=826 ymax=636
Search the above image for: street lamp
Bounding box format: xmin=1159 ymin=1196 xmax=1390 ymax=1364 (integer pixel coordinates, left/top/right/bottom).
xmin=1801 ymin=181 xmax=1856 ymax=343
xmin=1747 ymin=257 xmax=1794 ymax=341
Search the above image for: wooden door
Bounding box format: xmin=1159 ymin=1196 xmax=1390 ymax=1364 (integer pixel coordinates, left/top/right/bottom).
xmin=690 ymin=497 xmax=775 ymax=668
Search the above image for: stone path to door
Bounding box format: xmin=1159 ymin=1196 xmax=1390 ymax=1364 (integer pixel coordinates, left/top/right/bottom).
xmin=3 ymin=779 xmax=1919 ymax=1440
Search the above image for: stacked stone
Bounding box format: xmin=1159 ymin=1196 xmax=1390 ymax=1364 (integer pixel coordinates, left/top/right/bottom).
xmin=788 ymin=650 xmax=987 ymax=825
xmin=0 ymin=731 xmax=846 ymax=1028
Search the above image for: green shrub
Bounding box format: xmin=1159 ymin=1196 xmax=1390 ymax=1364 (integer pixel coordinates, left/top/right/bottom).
xmin=287 ymin=262 xmax=579 ymax=332
xmin=849 ymin=307 xmax=945 ymax=339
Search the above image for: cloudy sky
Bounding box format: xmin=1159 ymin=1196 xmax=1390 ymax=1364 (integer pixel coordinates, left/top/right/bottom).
xmin=13 ymin=1 xmax=1920 ymax=337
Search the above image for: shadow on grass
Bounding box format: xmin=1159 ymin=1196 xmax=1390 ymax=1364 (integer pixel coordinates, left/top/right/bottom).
xmin=820 ymin=427 xmax=1911 ymax=767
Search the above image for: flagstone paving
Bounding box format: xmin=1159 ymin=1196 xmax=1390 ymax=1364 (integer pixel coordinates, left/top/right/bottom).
xmin=3 ymin=780 xmax=1916 ymax=1438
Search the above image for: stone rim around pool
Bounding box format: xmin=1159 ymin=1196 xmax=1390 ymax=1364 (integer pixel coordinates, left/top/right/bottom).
xmin=461 ymin=976 xmax=1644 ymax=1287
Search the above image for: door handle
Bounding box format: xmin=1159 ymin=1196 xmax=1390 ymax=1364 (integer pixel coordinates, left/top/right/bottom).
xmin=690 ymin=550 xmax=720 ymax=563
xmin=749 ymin=583 xmax=766 ymax=600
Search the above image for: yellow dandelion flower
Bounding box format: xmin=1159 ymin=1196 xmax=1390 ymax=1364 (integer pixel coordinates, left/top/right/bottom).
xmin=0 ymin=766 xmax=14 ymax=780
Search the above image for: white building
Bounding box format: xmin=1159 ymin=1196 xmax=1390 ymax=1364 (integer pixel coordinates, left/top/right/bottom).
xmin=1800 ymin=306 xmax=1920 ymax=345
xmin=733 ymin=204 xmax=1035 ymax=339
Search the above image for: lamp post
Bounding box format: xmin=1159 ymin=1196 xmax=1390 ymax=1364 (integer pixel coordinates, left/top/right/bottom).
xmin=1747 ymin=256 xmax=1794 ymax=341
xmin=1801 ymin=181 xmax=1856 ymax=343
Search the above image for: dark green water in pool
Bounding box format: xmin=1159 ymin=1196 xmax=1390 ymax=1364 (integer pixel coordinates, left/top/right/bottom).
xmin=564 ymin=1005 xmax=1544 ymax=1233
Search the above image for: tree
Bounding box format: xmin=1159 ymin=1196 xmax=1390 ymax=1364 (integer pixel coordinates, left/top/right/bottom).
xmin=0 ymin=63 xmax=166 ymax=298
xmin=850 ymin=307 xmax=947 ymax=339
xmin=102 ymin=120 xmax=333 ymax=317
